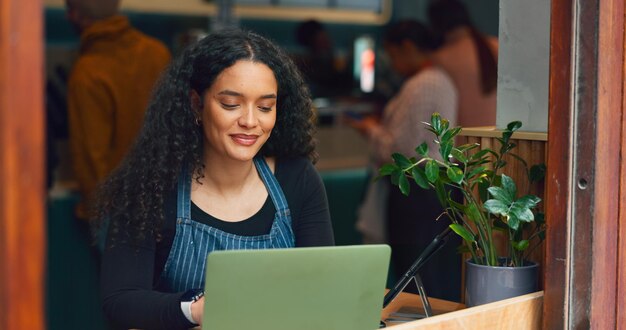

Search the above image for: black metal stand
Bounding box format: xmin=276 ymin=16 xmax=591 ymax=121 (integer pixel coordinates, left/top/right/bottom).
xmin=412 ymin=273 xmax=433 ymax=317
xmin=379 ymin=227 xmax=452 ymax=327
xmin=389 ymin=274 xmax=433 ymax=317
xmin=380 ymin=274 xmax=434 ymax=327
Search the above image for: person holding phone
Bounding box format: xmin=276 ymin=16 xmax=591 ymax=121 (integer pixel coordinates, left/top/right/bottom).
xmin=347 ymin=20 xmax=462 ymax=302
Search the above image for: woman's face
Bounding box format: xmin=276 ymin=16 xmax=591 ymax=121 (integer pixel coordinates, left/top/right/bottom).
xmin=199 ymin=60 xmax=278 ymax=163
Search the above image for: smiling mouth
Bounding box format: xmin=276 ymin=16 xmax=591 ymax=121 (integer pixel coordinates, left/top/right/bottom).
xmin=230 ymin=134 xmax=259 ymax=146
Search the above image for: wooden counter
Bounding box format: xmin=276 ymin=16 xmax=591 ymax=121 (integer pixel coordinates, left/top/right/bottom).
xmin=381 ymin=292 xmax=465 ymax=327
xmin=383 ymin=291 xmax=543 ymax=330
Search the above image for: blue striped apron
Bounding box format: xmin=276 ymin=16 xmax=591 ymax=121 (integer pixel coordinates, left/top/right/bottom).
xmin=160 ymin=157 xmax=295 ymax=292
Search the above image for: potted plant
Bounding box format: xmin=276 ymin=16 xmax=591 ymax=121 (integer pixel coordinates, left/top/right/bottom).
xmin=380 ymin=113 xmax=546 ymax=307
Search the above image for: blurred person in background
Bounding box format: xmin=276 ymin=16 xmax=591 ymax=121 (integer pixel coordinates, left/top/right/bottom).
xmin=65 ymin=0 xmax=171 ymax=221
xmin=294 ymin=19 xmax=351 ymax=98
xmin=347 ymin=20 xmax=461 ymax=302
xmin=428 ymin=0 xmax=498 ymax=127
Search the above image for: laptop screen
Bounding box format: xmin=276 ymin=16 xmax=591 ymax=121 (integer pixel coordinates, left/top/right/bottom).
xmin=202 ymin=245 xmax=390 ymax=330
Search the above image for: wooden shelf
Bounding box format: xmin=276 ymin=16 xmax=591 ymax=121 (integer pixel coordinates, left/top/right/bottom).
xmin=459 ymin=126 xmax=548 ymax=141
xmin=44 ymin=0 xmax=392 ymax=25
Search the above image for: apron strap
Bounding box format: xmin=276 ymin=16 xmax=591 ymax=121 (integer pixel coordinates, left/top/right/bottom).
xmin=176 ymin=166 xmax=192 ymax=220
xmin=254 ymin=157 xmax=290 ymax=218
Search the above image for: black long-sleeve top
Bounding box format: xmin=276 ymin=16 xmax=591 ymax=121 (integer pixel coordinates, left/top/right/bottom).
xmin=100 ymin=157 xmax=335 ymax=329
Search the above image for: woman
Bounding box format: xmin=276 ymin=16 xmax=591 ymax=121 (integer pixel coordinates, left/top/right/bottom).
xmin=94 ymin=29 xmax=334 ymax=329
xmin=428 ymin=0 xmax=498 ymax=127
xmin=348 ymin=20 xmax=461 ymax=302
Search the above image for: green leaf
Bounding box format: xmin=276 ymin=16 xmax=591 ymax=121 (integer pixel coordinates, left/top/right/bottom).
xmin=494 ymin=159 xmax=507 ymax=169
xmin=477 ymin=178 xmax=490 ymax=202
xmin=501 ymin=132 xmax=513 ymax=144
xmin=484 ymin=199 xmax=509 ymax=215
xmin=390 ymin=169 xmax=401 ymax=185
xmin=507 ymin=121 xmax=522 ymax=132
xmin=392 ymin=153 xmax=412 ymax=169
xmin=512 ymin=240 xmax=530 ymax=251
xmin=508 ymin=215 xmax=520 ymax=230
xmin=449 ymin=224 xmax=475 ymax=243
xmin=439 ymin=142 xmax=453 ymax=160
xmin=446 ymin=166 xmax=464 ymax=184
xmin=411 ymin=166 xmax=430 ymax=189
xmin=529 ymin=164 xmax=546 ymax=182
xmin=379 ymin=164 xmax=397 ymax=176
xmin=450 ymin=148 xmax=468 ymax=163
xmin=450 ymin=126 xmax=462 ymax=137
xmin=465 ymin=202 xmax=482 ymax=223
xmin=398 ymin=173 xmax=410 ymax=196
xmin=431 ymin=113 xmax=442 ymax=134
xmin=434 ymin=180 xmax=448 ymax=207
xmin=425 ymin=125 xmax=438 ymax=135
xmin=467 ymin=158 xmax=491 ymax=168
xmin=415 ymin=143 xmax=429 ymax=157
xmin=441 ymin=119 xmax=450 ymax=131
xmin=470 ymin=149 xmax=492 ymax=161
xmin=508 ymin=154 xmax=529 ymax=170
xmin=441 ymin=127 xmax=462 ymax=143
xmin=492 ymin=173 xmax=502 ymax=186
xmin=457 ymin=143 xmax=480 ymax=152
xmin=467 ymin=166 xmax=487 ymax=180
xmin=425 ymin=160 xmax=439 ymax=183
xmin=501 ymin=174 xmax=517 ymax=199
xmin=517 ymin=195 xmax=541 ymax=209
xmin=448 ymin=198 xmax=467 ymax=214
xmin=535 ymin=212 xmax=545 ymax=225
xmin=510 ymin=205 xmax=535 ymax=223
xmin=487 ymin=187 xmax=513 ymax=205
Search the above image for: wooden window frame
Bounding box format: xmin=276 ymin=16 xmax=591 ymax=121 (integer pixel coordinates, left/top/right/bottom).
xmin=544 ymin=0 xmax=625 ymax=328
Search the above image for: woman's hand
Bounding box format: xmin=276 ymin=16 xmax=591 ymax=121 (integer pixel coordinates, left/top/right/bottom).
xmin=190 ymin=296 xmax=205 ymax=325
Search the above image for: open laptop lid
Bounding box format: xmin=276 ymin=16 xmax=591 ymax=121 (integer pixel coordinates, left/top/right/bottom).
xmin=202 ymin=244 xmax=390 ymax=330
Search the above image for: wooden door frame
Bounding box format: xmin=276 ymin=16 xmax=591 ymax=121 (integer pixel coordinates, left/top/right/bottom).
xmin=544 ymin=0 xmax=625 ymax=328
xmin=0 ymin=0 xmax=46 ymax=329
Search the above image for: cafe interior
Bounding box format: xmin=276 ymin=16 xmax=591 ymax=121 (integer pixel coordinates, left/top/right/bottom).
xmin=1 ymin=0 xmax=625 ymax=329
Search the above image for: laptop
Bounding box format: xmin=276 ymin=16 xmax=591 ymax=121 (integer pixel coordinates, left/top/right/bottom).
xmin=202 ymin=244 xmax=390 ymax=330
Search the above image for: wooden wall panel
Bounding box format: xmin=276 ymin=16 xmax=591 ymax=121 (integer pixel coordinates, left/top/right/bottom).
xmin=0 ymin=0 xmax=46 ymax=329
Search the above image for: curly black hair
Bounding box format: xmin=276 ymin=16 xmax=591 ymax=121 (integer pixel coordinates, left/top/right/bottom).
xmin=92 ymin=29 xmax=317 ymax=245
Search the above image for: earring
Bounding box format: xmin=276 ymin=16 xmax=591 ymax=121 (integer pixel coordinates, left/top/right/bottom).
xmin=195 ymin=117 xmax=201 ymax=126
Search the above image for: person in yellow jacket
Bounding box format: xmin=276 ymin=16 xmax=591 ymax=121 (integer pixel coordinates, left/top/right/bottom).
xmin=66 ymin=0 xmax=171 ymax=219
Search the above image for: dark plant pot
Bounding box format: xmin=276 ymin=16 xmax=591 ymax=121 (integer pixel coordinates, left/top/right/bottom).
xmin=465 ymin=258 xmax=538 ymax=307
